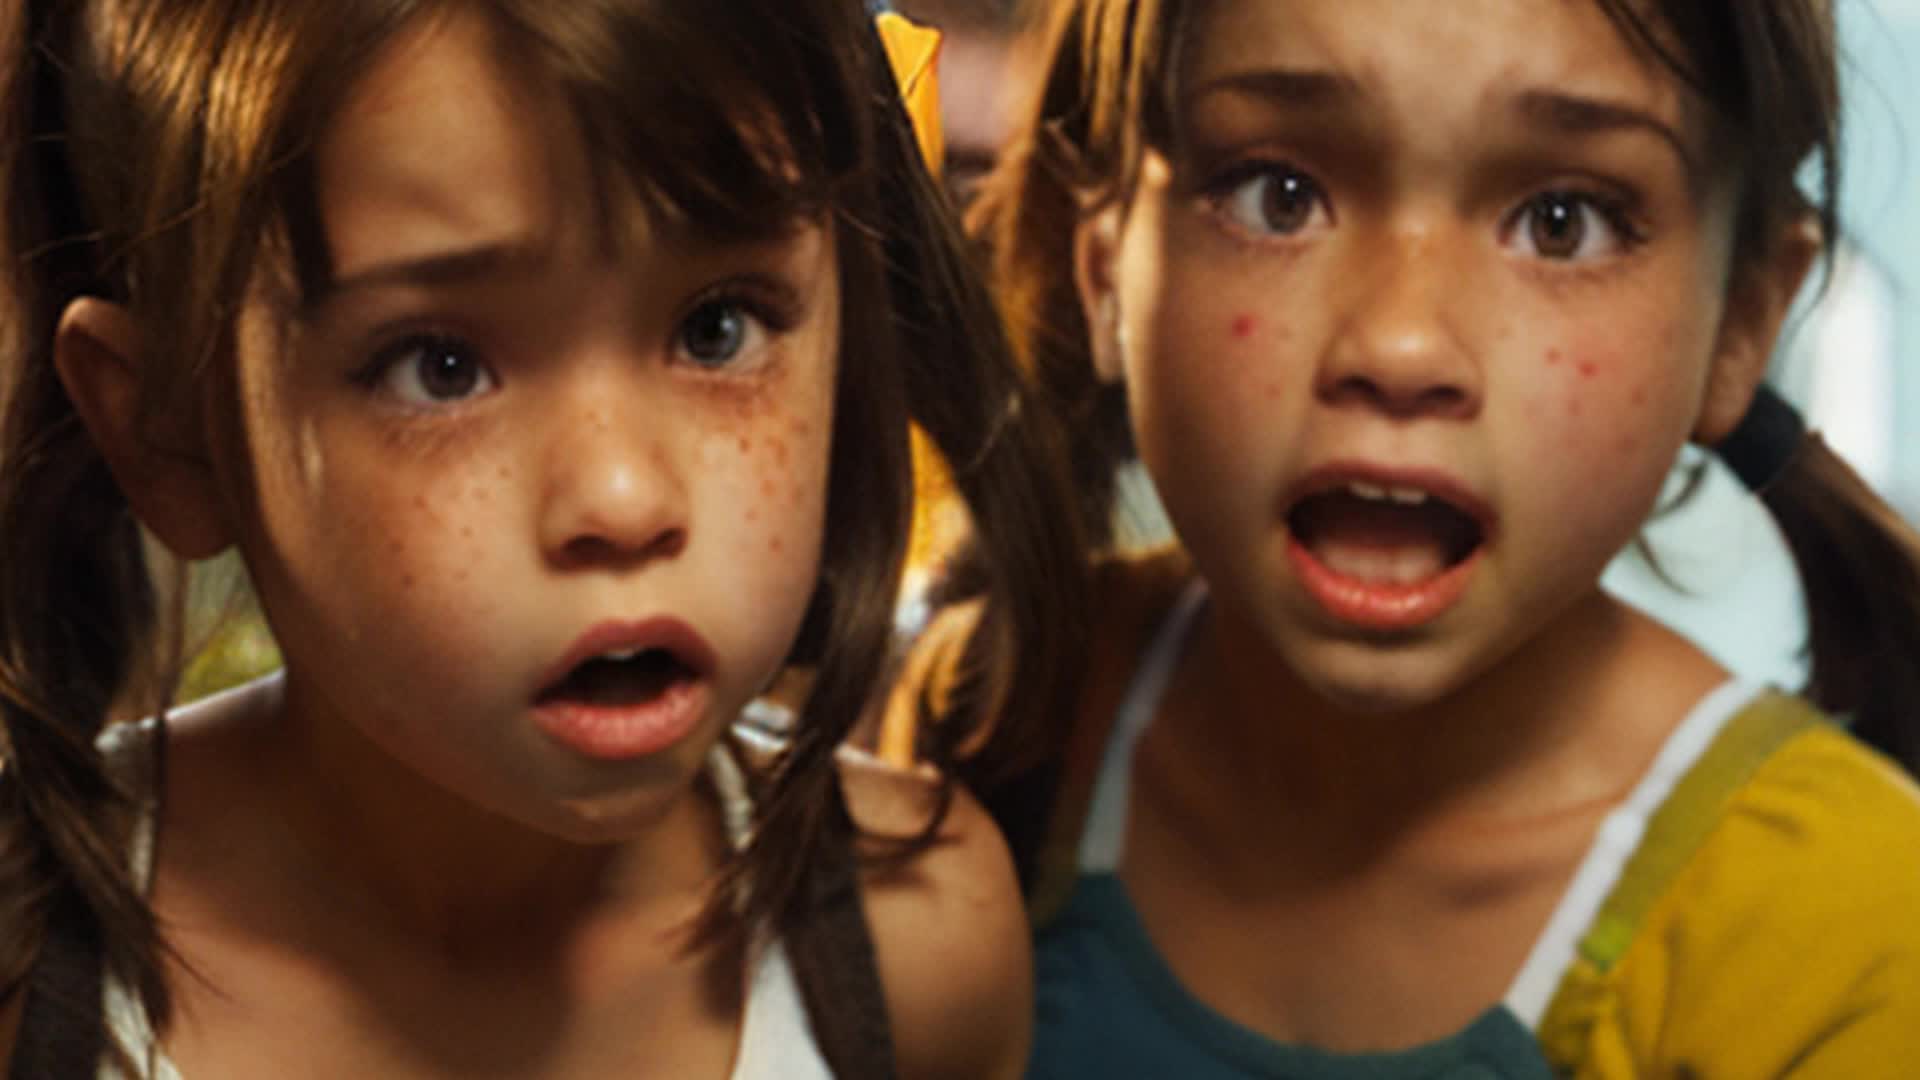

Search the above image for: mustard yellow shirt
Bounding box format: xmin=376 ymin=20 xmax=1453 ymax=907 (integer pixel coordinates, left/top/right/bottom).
xmin=1541 ymin=713 xmax=1920 ymax=1076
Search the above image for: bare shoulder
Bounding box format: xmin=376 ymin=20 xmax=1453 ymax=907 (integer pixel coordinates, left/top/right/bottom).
xmin=836 ymin=748 xmax=1031 ymax=1080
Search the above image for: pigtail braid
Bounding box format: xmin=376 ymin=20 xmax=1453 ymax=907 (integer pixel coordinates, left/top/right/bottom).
xmin=1743 ymin=432 xmax=1920 ymax=775
xmin=0 ymin=0 xmax=172 ymax=1034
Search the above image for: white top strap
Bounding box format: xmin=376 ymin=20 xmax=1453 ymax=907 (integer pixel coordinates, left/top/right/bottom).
xmin=1502 ymin=679 xmax=1763 ymax=1027
xmin=90 ymin=702 xmax=831 ymax=1080
xmin=1077 ymin=579 xmax=1210 ymax=873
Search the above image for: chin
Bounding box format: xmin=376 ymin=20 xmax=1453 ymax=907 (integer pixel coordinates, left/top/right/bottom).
xmin=1287 ymin=637 xmax=1481 ymax=717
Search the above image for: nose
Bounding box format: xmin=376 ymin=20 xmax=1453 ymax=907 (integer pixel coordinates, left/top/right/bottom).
xmin=1316 ymin=225 xmax=1481 ymax=420
xmin=538 ymin=393 xmax=688 ymax=570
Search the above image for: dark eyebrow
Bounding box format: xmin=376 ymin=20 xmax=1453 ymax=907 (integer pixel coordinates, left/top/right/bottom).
xmin=305 ymin=242 xmax=550 ymax=310
xmin=1511 ymin=89 xmax=1696 ymax=174
xmin=1181 ymin=67 xmax=1366 ymax=114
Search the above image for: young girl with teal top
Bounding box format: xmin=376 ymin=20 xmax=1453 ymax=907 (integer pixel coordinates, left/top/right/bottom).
xmin=0 ymin=1 xmax=1084 ymax=1075
xmin=889 ymin=0 xmax=1920 ymax=1075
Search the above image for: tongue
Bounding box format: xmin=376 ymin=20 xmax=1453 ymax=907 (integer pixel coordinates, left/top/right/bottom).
xmin=1294 ymin=499 xmax=1455 ymax=585
xmin=551 ymin=653 xmax=687 ymax=706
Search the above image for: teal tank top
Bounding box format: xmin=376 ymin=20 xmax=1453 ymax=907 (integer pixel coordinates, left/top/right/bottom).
xmin=1025 ymin=580 xmax=1756 ymax=1078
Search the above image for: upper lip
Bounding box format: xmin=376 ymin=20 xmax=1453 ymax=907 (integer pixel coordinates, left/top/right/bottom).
xmin=536 ymin=617 xmax=717 ymax=698
xmin=1285 ymin=461 xmax=1498 ymax=535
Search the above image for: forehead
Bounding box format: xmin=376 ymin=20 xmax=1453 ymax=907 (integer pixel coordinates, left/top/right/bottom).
xmin=1178 ymin=0 xmax=1703 ymax=150
xmin=310 ymin=11 xmax=595 ymax=282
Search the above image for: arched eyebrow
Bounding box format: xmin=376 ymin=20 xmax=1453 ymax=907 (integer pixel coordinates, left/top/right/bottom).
xmin=1181 ymin=68 xmax=1696 ymax=177
xmin=308 ymin=241 xmax=550 ymax=308
xmin=1510 ymin=88 xmax=1697 ymax=176
xmin=1182 ymin=67 xmax=1365 ymax=115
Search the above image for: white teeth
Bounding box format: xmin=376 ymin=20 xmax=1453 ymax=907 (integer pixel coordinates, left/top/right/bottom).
xmin=1344 ymin=481 xmax=1429 ymax=506
xmin=1348 ymin=481 xmax=1389 ymax=500
xmin=598 ymin=648 xmax=644 ymax=662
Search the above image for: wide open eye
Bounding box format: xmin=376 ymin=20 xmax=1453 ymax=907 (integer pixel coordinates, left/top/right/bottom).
xmin=678 ymin=298 xmax=762 ymax=369
xmin=1506 ymin=190 xmax=1638 ymax=261
xmin=369 ymin=333 xmax=498 ymax=407
xmin=1213 ymin=162 xmax=1331 ymax=237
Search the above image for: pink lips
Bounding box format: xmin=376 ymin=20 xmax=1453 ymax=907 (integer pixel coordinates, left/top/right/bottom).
xmin=1283 ymin=462 xmax=1495 ymax=633
xmin=532 ymin=618 xmax=717 ymax=761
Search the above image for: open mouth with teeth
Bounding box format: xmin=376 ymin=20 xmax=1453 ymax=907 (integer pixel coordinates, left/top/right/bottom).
xmin=531 ymin=632 xmax=714 ymax=760
xmin=1287 ymin=482 xmax=1485 ymax=585
xmin=536 ymin=648 xmax=696 ymax=709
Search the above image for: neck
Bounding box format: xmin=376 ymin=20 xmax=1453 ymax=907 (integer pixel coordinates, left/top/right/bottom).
xmin=1165 ymin=588 xmax=1724 ymax=854
xmin=263 ymin=669 xmax=728 ymax=967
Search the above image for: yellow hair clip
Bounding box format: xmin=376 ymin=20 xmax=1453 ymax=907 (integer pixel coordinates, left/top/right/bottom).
xmin=875 ymin=11 xmax=945 ymax=175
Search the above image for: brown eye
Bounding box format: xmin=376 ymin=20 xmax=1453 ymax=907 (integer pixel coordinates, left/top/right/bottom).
xmin=1216 ymin=163 xmax=1329 ymax=237
xmin=1262 ymin=171 xmax=1320 ymax=233
xmin=1527 ymin=193 xmax=1586 ymax=259
xmin=370 ymin=333 xmax=497 ymax=407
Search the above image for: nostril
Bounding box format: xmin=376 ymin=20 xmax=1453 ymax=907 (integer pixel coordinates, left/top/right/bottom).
xmin=559 ymin=525 xmax=686 ymax=569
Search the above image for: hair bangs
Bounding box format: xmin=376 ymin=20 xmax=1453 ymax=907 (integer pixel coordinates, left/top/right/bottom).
xmin=488 ymin=0 xmax=862 ymax=248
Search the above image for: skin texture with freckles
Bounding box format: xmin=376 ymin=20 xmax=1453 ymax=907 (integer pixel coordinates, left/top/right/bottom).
xmin=38 ymin=6 xmax=1039 ymax=1077
xmin=1072 ymin=0 xmax=1814 ymax=1053
xmin=142 ymin=12 xmax=837 ymax=1076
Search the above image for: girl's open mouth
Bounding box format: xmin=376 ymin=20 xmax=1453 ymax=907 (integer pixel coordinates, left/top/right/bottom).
xmin=538 ymin=647 xmax=696 ymax=708
xmin=1284 ymin=478 xmax=1490 ymax=631
xmin=533 ymin=621 xmax=716 ymax=760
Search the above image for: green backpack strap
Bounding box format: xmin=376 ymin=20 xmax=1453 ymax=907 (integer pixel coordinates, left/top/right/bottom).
xmin=1577 ymin=691 xmax=1820 ymax=969
xmin=1539 ymin=691 xmax=1823 ymax=1053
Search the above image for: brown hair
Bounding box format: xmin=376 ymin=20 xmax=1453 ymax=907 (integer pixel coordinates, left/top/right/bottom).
xmin=0 ymin=0 xmax=1084 ymax=1046
xmin=976 ymin=0 xmax=1920 ymax=772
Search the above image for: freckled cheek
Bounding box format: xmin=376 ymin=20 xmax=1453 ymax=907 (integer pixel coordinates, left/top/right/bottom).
xmin=337 ymin=460 xmax=512 ymax=622
xmin=699 ymin=404 xmax=830 ymax=562
xmin=1529 ymin=344 xmax=1692 ymax=488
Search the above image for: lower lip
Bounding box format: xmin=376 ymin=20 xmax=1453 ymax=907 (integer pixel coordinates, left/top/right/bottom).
xmin=532 ymin=679 xmax=710 ymax=761
xmin=1286 ymin=536 xmax=1480 ymax=632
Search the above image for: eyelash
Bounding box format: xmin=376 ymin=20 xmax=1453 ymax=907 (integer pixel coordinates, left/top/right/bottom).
xmin=1200 ymin=158 xmax=1333 ymax=239
xmin=673 ymin=279 xmax=801 ymax=374
xmin=1501 ymin=188 xmax=1647 ymax=261
xmin=352 ymin=330 xmax=497 ymax=412
xmin=1200 ymin=156 xmax=1648 ymax=263
xmin=349 ymin=277 xmax=805 ymax=406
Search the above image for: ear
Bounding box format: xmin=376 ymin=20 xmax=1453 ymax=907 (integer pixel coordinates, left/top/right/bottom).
xmin=54 ymin=298 xmax=234 ymax=560
xmin=1072 ymin=204 xmax=1125 ymax=384
xmin=1694 ymin=218 xmax=1822 ymax=444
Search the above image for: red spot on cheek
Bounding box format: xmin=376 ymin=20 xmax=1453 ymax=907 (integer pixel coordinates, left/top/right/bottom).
xmin=1577 ymin=362 xmax=1598 ymax=379
xmin=1546 ymin=348 xmax=1562 ymax=366
xmin=770 ymin=537 xmax=785 ymax=555
xmin=1230 ymin=314 xmax=1256 ymax=340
